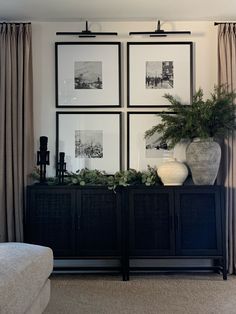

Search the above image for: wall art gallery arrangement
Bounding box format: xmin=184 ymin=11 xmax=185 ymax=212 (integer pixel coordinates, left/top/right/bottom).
xmin=55 ymin=41 xmax=193 ymax=174
xmin=56 ymin=112 xmax=121 ymax=174
xmin=127 ymin=112 xmax=174 ymax=170
xmin=127 ymin=42 xmax=193 ymax=107
xmin=55 ymin=42 xmax=121 ymax=108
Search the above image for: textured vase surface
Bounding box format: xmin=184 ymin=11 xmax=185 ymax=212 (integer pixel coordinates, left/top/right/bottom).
xmin=157 ymin=159 xmax=188 ymax=186
xmin=173 ymin=139 xmax=191 ymax=163
xmin=186 ymin=138 xmax=221 ymax=185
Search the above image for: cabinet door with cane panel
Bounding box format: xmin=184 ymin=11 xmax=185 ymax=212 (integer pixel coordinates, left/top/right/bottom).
xmin=26 ymin=187 xmax=76 ymax=257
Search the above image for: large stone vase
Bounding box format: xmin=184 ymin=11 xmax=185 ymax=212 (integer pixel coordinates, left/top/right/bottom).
xmin=186 ymin=138 xmax=221 ymax=185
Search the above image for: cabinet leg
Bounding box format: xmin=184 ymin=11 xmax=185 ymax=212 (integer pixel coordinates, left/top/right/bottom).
xmin=222 ymin=258 xmax=227 ymax=280
xmin=122 ymin=265 xmax=128 ymax=281
xmin=223 ymin=266 xmax=227 ymax=280
xmin=125 ymin=262 xmax=130 ymax=281
xmin=121 ymin=255 xmax=129 ymax=281
xmin=122 ymin=256 xmax=129 ymax=281
xmin=123 ymin=273 xmax=129 ymax=281
xmin=125 ymin=263 xmax=130 ymax=281
xmin=123 ymin=269 xmax=129 ymax=281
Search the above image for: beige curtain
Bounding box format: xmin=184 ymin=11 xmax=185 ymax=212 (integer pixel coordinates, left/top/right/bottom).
xmin=0 ymin=23 xmax=34 ymax=242
xmin=218 ymin=23 xmax=236 ymax=274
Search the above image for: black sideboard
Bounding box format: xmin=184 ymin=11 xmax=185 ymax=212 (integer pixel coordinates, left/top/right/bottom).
xmin=25 ymin=185 xmax=226 ymax=280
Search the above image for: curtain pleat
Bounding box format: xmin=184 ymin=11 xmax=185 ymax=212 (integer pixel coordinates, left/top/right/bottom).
xmin=0 ymin=23 xmax=34 ymax=242
xmin=218 ymin=23 xmax=236 ymax=274
xmin=0 ymin=24 xmax=7 ymax=241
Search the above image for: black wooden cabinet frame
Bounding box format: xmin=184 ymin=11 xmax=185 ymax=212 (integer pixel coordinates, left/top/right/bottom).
xmin=26 ymin=186 xmax=124 ymax=276
xmin=123 ymin=185 xmax=226 ymax=281
xmin=26 ymin=185 xmax=226 ymax=281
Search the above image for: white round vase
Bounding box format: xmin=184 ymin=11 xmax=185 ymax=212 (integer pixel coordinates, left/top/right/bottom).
xmin=157 ymin=159 xmax=188 ymax=186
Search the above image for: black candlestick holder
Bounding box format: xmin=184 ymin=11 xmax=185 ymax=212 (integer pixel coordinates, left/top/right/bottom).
xmin=57 ymin=152 xmax=66 ymax=184
xmin=37 ymin=136 xmax=50 ymax=184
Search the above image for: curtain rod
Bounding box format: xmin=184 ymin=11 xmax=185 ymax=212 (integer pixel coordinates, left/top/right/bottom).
xmin=214 ymin=22 xmax=236 ymax=25
xmin=0 ymin=22 xmax=31 ymax=25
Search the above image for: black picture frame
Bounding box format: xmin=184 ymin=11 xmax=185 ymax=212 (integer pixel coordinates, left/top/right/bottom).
xmin=127 ymin=112 xmax=174 ymax=170
xmin=127 ymin=42 xmax=193 ymax=108
xmin=56 ymin=112 xmax=122 ymax=174
xmin=55 ymin=42 xmax=121 ymax=108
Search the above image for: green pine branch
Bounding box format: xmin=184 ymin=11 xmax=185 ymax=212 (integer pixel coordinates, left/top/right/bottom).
xmin=145 ymin=86 xmax=236 ymax=148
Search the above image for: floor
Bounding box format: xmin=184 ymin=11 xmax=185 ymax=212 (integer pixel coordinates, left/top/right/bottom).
xmin=44 ymin=273 xmax=236 ymax=314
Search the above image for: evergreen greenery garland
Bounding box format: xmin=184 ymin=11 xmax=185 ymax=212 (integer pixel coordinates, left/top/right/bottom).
xmin=31 ymin=166 xmax=161 ymax=190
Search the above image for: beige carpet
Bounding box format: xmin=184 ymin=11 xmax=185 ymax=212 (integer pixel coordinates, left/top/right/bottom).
xmin=44 ymin=274 xmax=236 ymax=314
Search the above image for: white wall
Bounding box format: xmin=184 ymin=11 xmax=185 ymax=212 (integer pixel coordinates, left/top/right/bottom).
xmin=32 ymin=21 xmax=218 ymax=176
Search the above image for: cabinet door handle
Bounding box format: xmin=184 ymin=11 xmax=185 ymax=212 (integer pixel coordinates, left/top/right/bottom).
xmin=176 ymin=214 xmax=180 ymax=231
xmin=170 ymin=215 xmax=173 ymax=232
xmin=77 ymin=214 xmax=81 ymax=230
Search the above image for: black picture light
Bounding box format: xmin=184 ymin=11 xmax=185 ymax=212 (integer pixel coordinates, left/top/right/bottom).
xmin=129 ymin=20 xmax=191 ymax=37
xmin=56 ymin=21 xmax=118 ymax=38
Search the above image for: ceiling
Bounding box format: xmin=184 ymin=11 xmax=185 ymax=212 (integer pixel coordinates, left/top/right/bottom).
xmin=0 ymin=0 xmax=236 ymax=22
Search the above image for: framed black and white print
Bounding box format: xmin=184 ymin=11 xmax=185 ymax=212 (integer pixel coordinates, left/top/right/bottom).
xmin=127 ymin=42 xmax=193 ymax=107
xmin=55 ymin=42 xmax=121 ymax=107
xmin=56 ymin=112 xmax=121 ymax=174
xmin=127 ymin=112 xmax=174 ymax=170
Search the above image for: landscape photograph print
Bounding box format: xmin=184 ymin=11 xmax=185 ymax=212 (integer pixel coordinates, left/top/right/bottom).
xmin=146 ymin=61 xmax=173 ymax=89
xmin=74 ymin=61 xmax=103 ymax=90
xmin=75 ymin=130 xmax=103 ymax=158
xmin=145 ymin=132 xmax=168 ymax=158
